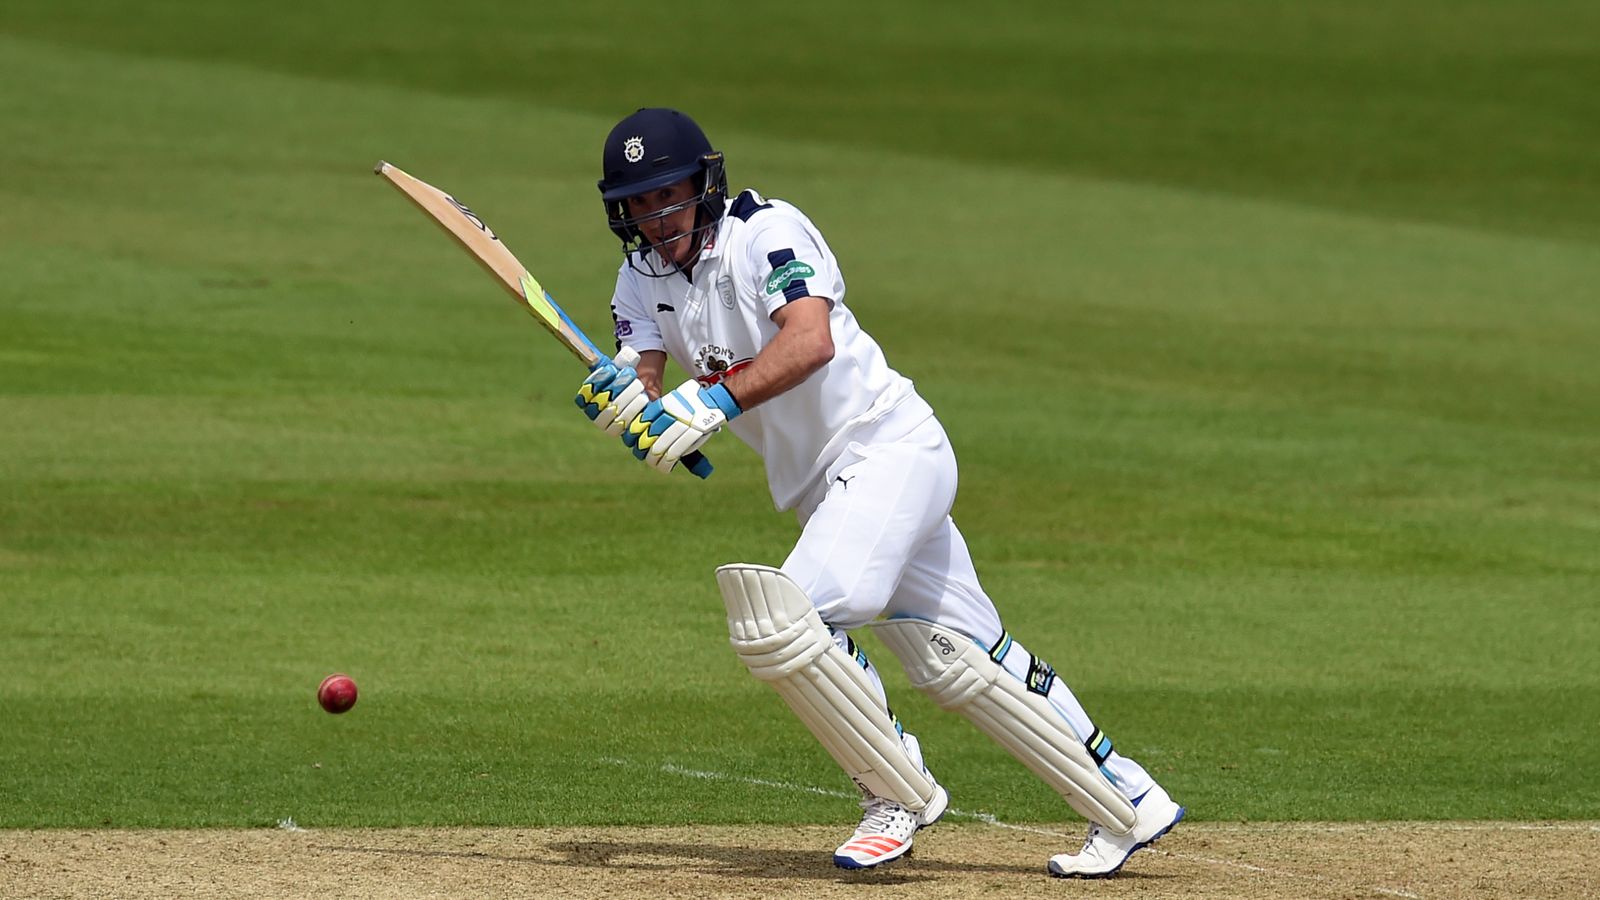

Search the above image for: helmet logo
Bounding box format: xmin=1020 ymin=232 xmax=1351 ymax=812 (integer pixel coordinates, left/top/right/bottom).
xmin=623 ymin=136 xmax=645 ymax=164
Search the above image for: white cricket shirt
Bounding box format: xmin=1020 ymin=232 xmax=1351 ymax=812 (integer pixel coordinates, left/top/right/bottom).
xmin=609 ymin=189 xmax=933 ymax=510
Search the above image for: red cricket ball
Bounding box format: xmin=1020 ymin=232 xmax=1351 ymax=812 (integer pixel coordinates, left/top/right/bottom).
xmin=317 ymin=673 xmax=358 ymax=714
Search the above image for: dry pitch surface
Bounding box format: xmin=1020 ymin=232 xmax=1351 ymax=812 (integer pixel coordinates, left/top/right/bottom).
xmin=3 ymin=822 xmax=1596 ymax=899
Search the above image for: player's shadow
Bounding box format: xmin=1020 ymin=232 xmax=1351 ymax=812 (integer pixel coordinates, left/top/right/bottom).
xmin=553 ymin=838 xmax=1061 ymax=883
xmin=330 ymin=840 xmax=1043 ymax=884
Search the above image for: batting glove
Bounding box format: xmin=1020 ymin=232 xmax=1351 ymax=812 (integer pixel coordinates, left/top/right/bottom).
xmin=622 ymin=378 xmax=741 ymax=474
xmin=576 ymin=347 xmax=649 ymax=438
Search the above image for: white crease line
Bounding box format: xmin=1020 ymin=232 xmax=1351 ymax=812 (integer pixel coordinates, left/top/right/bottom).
xmin=610 ymin=757 xmax=1427 ymax=898
xmin=653 ymin=761 xmax=1070 ymax=836
xmin=660 ymin=763 xmax=858 ymax=801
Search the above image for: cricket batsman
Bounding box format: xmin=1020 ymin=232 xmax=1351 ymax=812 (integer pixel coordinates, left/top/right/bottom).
xmin=575 ymin=107 xmax=1184 ymax=877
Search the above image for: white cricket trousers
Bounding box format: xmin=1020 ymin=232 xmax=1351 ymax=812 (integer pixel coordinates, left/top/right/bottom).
xmin=782 ymin=415 xmax=1156 ymax=802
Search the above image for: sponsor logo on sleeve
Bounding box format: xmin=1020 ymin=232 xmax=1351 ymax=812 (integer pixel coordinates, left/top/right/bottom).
xmin=764 ymin=260 xmax=816 ymax=296
xmin=614 ymin=318 xmax=633 ymax=338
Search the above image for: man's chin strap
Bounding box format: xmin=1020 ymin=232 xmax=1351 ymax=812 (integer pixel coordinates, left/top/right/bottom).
xmin=624 ymin=204 xmax=719 ymax=280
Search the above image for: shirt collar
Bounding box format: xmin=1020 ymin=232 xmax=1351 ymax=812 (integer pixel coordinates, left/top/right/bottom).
xmin=697 ymin=212 xmax=732 ymax=263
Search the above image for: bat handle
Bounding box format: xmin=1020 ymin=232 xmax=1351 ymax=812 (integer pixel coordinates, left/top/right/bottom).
xmin=598 ymin=350 xmax=714 ymax=479
xmin=682 ymin=450 xmax=713 ymax=479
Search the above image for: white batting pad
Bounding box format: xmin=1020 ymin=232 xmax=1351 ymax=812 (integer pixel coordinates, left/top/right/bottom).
xmin=870 ymin=617 xmax=1137 ymax=833
xmin=716 ymin=564 xmax=937 ymax=811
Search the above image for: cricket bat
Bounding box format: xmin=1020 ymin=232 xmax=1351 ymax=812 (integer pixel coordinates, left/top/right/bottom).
xmin=375 ymin=160 xmax=711 ymax=478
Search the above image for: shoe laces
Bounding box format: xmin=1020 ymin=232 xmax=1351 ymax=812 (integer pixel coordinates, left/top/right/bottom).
xmin=858 ymin=797 xmax=909 ymax=834
xmin=1081 ymin=823 xmax=1103 ymax=852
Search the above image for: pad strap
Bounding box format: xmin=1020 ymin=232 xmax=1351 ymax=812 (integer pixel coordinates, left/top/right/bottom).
xmin=870 ymin=617 xmax=1137 ymax=833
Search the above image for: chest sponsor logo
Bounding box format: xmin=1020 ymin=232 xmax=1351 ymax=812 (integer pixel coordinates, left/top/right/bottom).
xmin=764 ymin=260 xmax=816 ymax=295
xmin=694 ymin=344 xmax=754 ymax=386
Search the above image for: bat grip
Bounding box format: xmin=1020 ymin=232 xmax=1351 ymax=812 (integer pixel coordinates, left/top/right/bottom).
xmin=600 ymin=349 xmax=714 ymax=479
xmin=682 ymin=450 xmax=713 ymax=479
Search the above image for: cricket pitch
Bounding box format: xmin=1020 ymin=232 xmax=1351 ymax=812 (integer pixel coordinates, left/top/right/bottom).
xmin=4 ymin=822 xmax=1596 ymax=898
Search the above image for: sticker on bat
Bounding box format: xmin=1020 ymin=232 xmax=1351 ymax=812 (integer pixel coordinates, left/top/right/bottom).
xmin=447 ymin=196 xmax=499 ymax=241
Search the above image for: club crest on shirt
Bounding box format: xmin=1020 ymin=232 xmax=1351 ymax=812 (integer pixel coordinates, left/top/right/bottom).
xmin=694 ymin=344 xmax=753 ymax=386
xmin=716 ymin=276 xmax=736 ymax=310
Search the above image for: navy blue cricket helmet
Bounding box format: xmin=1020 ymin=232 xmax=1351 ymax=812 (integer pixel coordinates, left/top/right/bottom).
xmin=598 ymin=108 xmax=728 ymax=274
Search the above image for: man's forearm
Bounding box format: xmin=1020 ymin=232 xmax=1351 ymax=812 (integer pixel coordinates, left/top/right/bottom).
xmin=636 ymin=349 xmax=668 ymax=399
xmin=722 ymin=298 xmax=834 ymax=410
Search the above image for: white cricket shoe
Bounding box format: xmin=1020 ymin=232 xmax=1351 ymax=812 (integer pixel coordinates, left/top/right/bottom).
xmin=1046 ymin=783 xmax=1185 ymax=879
xmin=832 ymin=782 xmax=950 ymax=869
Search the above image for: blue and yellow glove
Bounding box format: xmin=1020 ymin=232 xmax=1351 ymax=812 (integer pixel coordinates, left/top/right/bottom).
xmin=622 ymin=378 xmax=741 ymax=475
xmin=576 ymin=347 xmax=649 ymax=438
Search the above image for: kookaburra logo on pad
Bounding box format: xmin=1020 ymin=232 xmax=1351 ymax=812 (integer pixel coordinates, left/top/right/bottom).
xmin=623 ymin=136 xmax=645 ymax=163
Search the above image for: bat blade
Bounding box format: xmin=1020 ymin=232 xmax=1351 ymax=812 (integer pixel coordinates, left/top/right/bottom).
xmin=375 ymin=160 xmax=713 ymax=479
xmin=375 ymin=160 xmax=601 ymax=368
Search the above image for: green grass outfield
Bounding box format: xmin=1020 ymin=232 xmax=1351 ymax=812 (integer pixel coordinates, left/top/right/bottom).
xmin=2 ymin=3 xmax=1597 ymax=828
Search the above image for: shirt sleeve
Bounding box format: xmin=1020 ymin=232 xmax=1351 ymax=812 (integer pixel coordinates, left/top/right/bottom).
xmin=608 ymin=263 xmax=664 ymax=354
xmin=743 ymin=212 xmax=843 ymax=319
